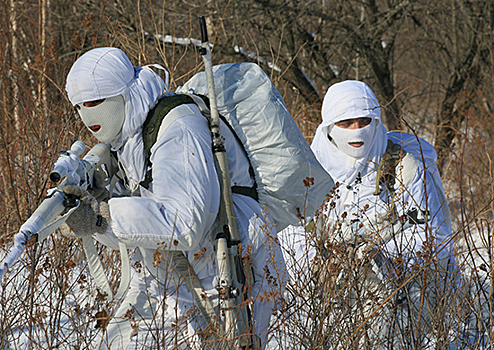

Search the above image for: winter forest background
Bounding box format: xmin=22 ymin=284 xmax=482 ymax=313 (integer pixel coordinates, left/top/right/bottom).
xmin=0 ymin=0 xmax=493 ymax=349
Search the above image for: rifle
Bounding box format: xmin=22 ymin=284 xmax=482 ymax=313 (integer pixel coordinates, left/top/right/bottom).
xmin=198 ymin=16 xmax=258 ymax=349
xmin=0 ymin=141 xmax=125 ymax=299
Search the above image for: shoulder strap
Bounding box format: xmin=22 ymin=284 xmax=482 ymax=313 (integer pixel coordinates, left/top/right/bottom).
xmin=140 ymin=94 xmax=195 ymax=189
xmin=374 ymin=139 xmax=405 ymax=197
xmin=140 ymin=93 xmax=259 ymax=201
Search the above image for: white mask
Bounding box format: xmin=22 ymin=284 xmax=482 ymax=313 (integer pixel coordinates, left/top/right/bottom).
xmin=329 ymin=120 xmax=376 ymax=159
xmin=77 ymin=95 xmax=126 ymax=143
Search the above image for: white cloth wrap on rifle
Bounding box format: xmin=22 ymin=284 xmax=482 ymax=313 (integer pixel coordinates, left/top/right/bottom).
xmin=0 ymin=195 xmax=78 ymax=281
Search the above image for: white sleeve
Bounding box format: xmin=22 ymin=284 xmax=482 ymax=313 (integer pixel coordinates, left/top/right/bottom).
xmin=108 ymin=109 xmax=220 ymax=251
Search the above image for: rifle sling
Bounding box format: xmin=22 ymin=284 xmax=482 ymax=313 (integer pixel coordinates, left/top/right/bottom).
xmin=169 ymin=251 xmax=218 ymax=328
xmin=82 ymin=237 xmax=131 ymax=303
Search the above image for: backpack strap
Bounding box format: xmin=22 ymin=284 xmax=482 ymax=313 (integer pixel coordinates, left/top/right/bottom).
xmin=140 ymin=93 xmax=259 ymax=201
xmin=140 ymin=94 xmax=195 ymax=189
xmin=374 ymin=139 xmax=405 ymax=198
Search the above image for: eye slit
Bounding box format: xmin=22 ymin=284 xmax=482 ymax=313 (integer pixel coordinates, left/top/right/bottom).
xmin=83 ymin=99 xmax=105 ymax=107
xmin=336 ymin=121 xmax=353 ymax=128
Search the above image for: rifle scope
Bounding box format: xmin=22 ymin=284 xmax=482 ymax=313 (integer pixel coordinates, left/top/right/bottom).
xmin=49 ymin=141 xmax=86 ymax=183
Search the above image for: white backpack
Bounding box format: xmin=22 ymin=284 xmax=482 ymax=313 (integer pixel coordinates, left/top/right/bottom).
xmin=177 ymin=63 xmax=334 ymax=230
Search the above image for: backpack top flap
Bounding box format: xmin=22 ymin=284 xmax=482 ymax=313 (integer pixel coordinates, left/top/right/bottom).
xmin=177 ymin=63 xmax=334 ymax=229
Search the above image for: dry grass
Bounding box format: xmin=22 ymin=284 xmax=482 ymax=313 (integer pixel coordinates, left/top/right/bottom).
xmin=1 ymin=1 xmax=493 ymax=349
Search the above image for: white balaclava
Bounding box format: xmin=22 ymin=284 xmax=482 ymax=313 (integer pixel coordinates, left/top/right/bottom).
xmin=311 ymin=80 xmax=388 ymax=185
xmin=65 ymin=47 xmax=168 ymax=187
xmin=328 ymin=119 xmax=377 ymax=159
xmin=77 ymin=95 xmax=126 ymax=143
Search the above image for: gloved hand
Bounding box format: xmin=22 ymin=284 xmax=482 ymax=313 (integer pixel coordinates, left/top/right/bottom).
xmin=60 ymin=186 xmax=110 ymax=238
xmin=90 ymin=168 xmax=109 ymax=202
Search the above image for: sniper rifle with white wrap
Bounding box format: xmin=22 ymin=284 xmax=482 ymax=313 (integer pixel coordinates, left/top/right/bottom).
xmin=199 ymin=16 xmax=258 ymax=350
xmin=0 ymin=142 xmax=119 ymax=291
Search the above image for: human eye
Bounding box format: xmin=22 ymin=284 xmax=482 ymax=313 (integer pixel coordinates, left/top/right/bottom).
xmin=361 ymin=118 xmax=372 ymax=127
xmin=338 ymin=121 xmax=353 ymax=128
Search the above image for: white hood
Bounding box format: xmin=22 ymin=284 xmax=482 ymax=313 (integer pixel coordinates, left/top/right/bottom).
xmin=65 ymin=47 xmax=168 ymax=187
xmin=311 ymin=80 xmax=388 ymax=185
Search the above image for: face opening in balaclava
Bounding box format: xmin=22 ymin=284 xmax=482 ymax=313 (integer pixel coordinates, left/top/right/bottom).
xmin=77 ymin=95 xmax=126 ymax=143
xmin=311 ymin=80 xmax=388 ymax=185
xmin=328 ymin=118 xmax=377 ymax=159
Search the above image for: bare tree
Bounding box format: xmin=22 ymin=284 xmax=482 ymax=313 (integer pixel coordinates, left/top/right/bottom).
xmin=1 ymin=1 xmax=494 ymax=348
